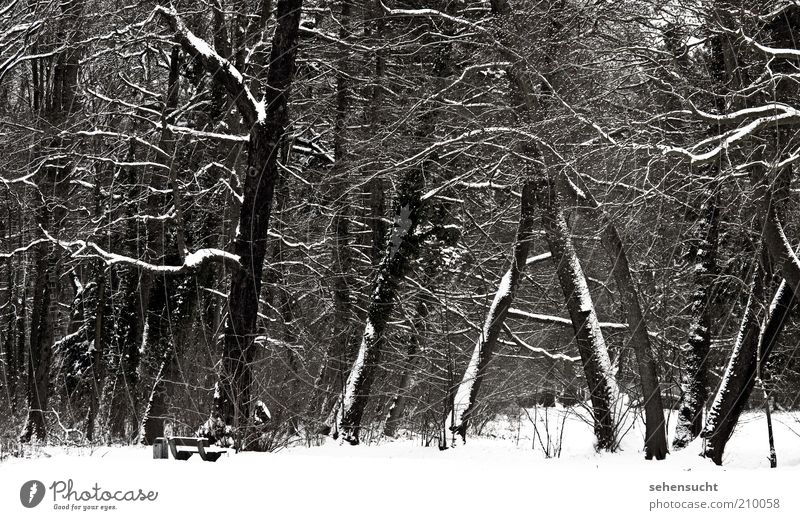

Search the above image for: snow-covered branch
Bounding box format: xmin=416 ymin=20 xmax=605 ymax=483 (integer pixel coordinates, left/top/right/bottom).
xmin=154 ymin=5 xmax=264 ymax=127
xmin=42 ymin=229 xmax=240 ymax=273
xmin=506 ymin=308 xmax=628 ymax=331
xmin=502 ymin=323 xmax=580 ymax=362
xmin=378 ymin=1 xmax=490 ymax=35
xmin=0 ymin=238 xmax=50 ymax=258
xmin=740 ymin=29 xmax=800 ymax=59
xmin=659 ymin=107 xmax=800 ymax=165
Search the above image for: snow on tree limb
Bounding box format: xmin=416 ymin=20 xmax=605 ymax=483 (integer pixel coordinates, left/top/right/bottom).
xmin=154 ymin=5 xmax=264 ymax=127
xmin=378 ymin=1 xmax=491 ymax=35
xmin=0 ymin=238 xmax=51 ymax=258
xmin=659 ymin=108 xmax=800 ymax=165
xmin=501 ymin=323 xmax=581 ymax=362
xmin=506 ymin=308 xmax=628 ymax=330
xmin=739 ymin=29 xmax=800 ymax=59
xmin=41 ymin=228 xmax=240 ymax=273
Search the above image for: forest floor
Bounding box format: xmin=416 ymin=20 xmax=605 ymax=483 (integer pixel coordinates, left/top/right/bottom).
xmin=2 ymin=408 xmax=798 ymax=518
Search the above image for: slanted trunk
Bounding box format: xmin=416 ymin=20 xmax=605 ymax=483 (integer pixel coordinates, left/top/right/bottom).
xmin=534 ymin=174 xmax=619 ymax=451
xmin=701 ymin=165 xmax=795 ymax=464
xmin=674 ymin=189 xmax=719 ymax=450
xmin=568 ymin=174 xmax=668 ymax=459
xmin=700 ymin=267 xmax=765 ymax=464
xmin=444 ymin=181 xmax=535 ymax=444
xmin=325 ymin=168 xmax=425 ymax=444
xmin=600 ymin=221 xmax=667 ymax=459
xmin=159 ymin=1 xmax=303 ymax=446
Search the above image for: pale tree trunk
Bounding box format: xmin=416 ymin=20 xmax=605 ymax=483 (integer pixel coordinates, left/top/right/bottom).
xmin=534 ymin=173 xmax=619 ymax=451
xmin=444 ymin=181 xmax=535 ymax=444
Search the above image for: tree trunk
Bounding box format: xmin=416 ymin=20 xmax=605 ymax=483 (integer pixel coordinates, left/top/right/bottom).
xmin=21 ymin=0 xmax=84 ymax=442
xmin=365 ymin=0 xmax=387 ymax=267
xmin=599 ymin=220 xmax=667 ymax=459
xmin=22 ymin=249 xmax=54 ymax=441
xmin=325 ymin=167 xmax=425 ymax=444
xmin=141 ymin=352 xmax=174 ymax=445
xmin=311 ymin=0 xmax=355 ymax=422
xmin=444 ymin=181 xmax=536 ymax=444
xmin=700 ymin=264 xmax=765 ymax=464
xmin=673 ymin=188 xmax=720 ymax=451
xmin=701 ymin=164 xmax=794 ymax=464
xmin=211 ymin=0 xmax=303 ymax=445
xmin=568 ymin=174 xmax=668 ymax=459
xmin=109 ymin=47 xmax=181 ymax=441
xmin=534 ymin=174 xmax=619 ymax=451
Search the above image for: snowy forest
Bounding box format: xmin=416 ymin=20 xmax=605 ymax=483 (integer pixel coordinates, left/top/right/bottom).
xmin=1 ymin=0 xmax=800 ymax=468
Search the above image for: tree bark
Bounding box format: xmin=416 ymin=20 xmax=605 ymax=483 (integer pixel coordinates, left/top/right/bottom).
xmin=599 ymin=219 xmax=667 ymax=459
xmin=325 ymin=167 xmax=425 ymax=444
xmin=311 ymin=0 xmax=356 ymax=422
xmin=701 ymin=164 xmax=794 ymax=464
xmin=674 ymin=188 xmax=720 ymax=451
xmin=383 ymin=296 xmax=430 ymax=437
xmin=567 ymin=174 xmax=668 ymax=459
xmin=158 ymin=1 xmax=303 ymax=446
xmin=534 ymin=174 xmax=619 ymax=451
xmin=444 ymin=181 xmax=536 ymax=444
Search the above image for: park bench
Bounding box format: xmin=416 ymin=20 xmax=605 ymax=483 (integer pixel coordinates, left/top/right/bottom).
xmin=152 ymin=437 xmax=227 ymax=462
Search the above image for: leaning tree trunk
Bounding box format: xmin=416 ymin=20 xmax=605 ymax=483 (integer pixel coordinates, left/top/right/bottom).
xmin=325 ymin=7 xmax=454 ymax=442
xmin=567 ymin=174 xmax=668 ymax=459
xmin=599 ymin=218 xmax=667 ymax=459
xmin=444 ymin=181 xmax=535 ymax=444
xmin=325 ymin=167 xmax=425 ymax=444
xmin=673 ymin=186 xmax=720 ymax=451
xmin=534 ymin=173 xmax=619 ymax=451
xmin=700 ymin=264 xmax=765 ymax=464
xmin=701 ymin=164 xmax=796 ymax=464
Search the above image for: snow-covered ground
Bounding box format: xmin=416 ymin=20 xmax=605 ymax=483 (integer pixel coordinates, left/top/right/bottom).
xmin=2 ymin=408 xmax=798 ymax=518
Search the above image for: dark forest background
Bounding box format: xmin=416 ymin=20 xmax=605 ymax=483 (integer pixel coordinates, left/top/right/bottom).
xmin=1 ymin=0 xmax=800 ymax=465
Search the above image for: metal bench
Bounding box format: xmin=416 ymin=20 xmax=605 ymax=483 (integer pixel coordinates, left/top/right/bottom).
xmin=152 ymin=437 xmax=226 ymax=462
